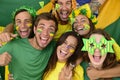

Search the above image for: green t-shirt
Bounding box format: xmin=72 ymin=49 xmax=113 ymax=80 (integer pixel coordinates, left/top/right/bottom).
xmin=81 ymin=61 xmax=120 ymax=80
xmin=0 ymin=38 xmax=56 ymax=80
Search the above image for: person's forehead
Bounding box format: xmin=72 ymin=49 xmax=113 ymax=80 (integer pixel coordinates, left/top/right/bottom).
xmin=38 ymin=19 xmax=56 ymax=28
xmin=15 ymin=11 xmax=32 ymax=19
xmin=90 ymin=34 xmax=104 ymax=43
xmin=76 ymin=15 xmax=88 ymax=19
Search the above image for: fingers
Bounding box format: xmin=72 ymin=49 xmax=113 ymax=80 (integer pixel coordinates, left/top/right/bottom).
xmin=0 ymin=32 xmax=11 ymax=42
xmin=10 ymin=33 xmax=18 ymax=38
xmin=8 ymin=74 xmax=14 ymax=80
xmin=69 ymin=63 xmax=75 ymax=70
xmin=4 ymin=52 xmax=12 ymax=65
xmin=59 ymin=66 xmax=73 ymax=80
xmin=0 ymin=52 xmax=12 ymax=66
xmin=65 ymin=71 xmax=72 ymax=80
xmin=0 ymin=32 xmax=17 ymax=47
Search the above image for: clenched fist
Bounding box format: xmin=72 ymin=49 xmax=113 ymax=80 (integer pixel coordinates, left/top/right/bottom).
xmin=0 ymin=52 xmax=11 ymax=66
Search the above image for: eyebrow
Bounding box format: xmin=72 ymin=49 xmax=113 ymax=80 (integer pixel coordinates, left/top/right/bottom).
xmin=38 ymin=23 xmax=56 ymax=29
xmin=38 ymin=23 xmax=44 ymax=26
xmin=66 ymin=40 xmax=76 ymax=48
xmin=15 ymin=19 xmax=32 ymax=21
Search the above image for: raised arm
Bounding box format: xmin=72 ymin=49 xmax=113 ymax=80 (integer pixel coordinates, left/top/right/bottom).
xmin=3 ymin=23 xmax=14 ymax=33
xmin=0 ymin=23 xmax=17 ymax=46
xmin=0 ymin=52 xmax=11 ymax=66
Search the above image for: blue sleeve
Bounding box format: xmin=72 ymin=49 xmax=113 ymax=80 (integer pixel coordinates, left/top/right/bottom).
xmin=77 ymin=0 xmax=91 ymax=6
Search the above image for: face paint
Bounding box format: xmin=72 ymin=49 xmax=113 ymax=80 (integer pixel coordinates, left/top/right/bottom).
xmin=39 ymin=1 xmax=44 ymax=8
xmin=49 ymin=32 xmax=55 ymax=37
xmin=82 ymin=37 xmax=114 ymax=56
xmin=65 ymin=44 xmax=75 ymax=53
xmin=26 ymin=23 xmax=32 ymax=27
xmin=37 ymin=29 xmax=42 ymax=33
xmin=55 ymin=3 xmax=60 ymax=10
xmin=69 ymin=4 xmax=97 ymax=25
xmin=16 ymin=26 xmax=19 ymax=31
xmin=83 ymin=23 xmax=90 ymax=30
xmin=37 ymin=28 xmax=55 ymax=37
xmin=69 ymin=49 xmax=75 ymax=53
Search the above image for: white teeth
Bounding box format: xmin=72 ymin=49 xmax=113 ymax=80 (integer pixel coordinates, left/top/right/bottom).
xmin=60 ymin=50 xmax=67 ymax=55
xmin=41 ymin=37 xmax=48 ymax=40
xmin=77 ymin=27 xmax=84 ymax=31
xmin=20 ymin=29 xmax=28 ymax=32
xmin=61 ymin=10 xmax=67 ymax=14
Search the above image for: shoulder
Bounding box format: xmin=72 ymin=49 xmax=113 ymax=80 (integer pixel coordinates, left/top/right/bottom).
xmin=47 ymin=40 xmax=56 ymax=48
xmin=74 ymin=65 xmax=84 ymax=73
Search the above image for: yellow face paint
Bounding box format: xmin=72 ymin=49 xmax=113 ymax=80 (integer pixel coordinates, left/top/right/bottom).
xmin=37 ymin=29 xmax=42 ymax=33
xmin=83 ymin=23 xmax=90 ymax=30
xmin=49 ymin=32 xmax=54 ymax=37
xmin=16 ymin=26 xmax=19 ymax=31
xmin=27 ymin=23 xmax=32 ymax=27
xmin=69 ymin=49 xmax=75 ymax=53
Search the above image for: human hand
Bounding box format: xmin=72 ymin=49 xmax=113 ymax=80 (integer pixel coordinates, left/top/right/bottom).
xmin=0 ymin=52 xmax=11 ymax=66
xmin=0 ymin=32 xmax=17 ymax=47
xmin=8 ymin=74 xmax=14 ymax=80
xmin=87 ymin=66 xmax=100 ymax=80
xmin=58 ymin=64 xmax=74 ymax=80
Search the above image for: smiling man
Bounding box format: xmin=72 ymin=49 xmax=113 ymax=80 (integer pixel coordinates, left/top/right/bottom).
xmin=0 ymin=12 xmax=58 ymax=80
xmin=52 ymin=0 xmax=76 ymax=40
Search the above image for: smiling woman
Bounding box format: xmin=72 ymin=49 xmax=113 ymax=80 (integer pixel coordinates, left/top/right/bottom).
xmin=81 ymin=29 xmax=120 ymax=80
xmin=43 ymin=31 xmax=84 ymax=80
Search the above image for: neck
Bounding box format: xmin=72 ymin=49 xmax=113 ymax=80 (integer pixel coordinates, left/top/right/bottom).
xmin=29 ymin=37 xmax=42 ymax=50
xmin=90 ymin=63 xmax=102 ymax=70
xmin=59 ymin=20 xmax=68 ymax=25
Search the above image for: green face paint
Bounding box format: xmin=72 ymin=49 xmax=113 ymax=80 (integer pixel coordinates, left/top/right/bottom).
xmin=82 ymin=37 xmax=114 ymax=56
xmin=16 ymin=26 xmax=19 ymax=31
xmin=55 ymin=4 xmax=60 ymax=10
xmin=37 ymin=29 xmax=42 ymax=33
xmin=50 ymin=32 xmax=55 ymax=37
xmin=37 ymin=29 xmax=55 ymax=37
xmin=83 ymin=23 xmax=90 ymax=30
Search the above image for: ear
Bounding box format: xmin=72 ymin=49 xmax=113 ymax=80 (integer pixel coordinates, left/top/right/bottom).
xmin=34 ymin=26 xmax=37 ymax=34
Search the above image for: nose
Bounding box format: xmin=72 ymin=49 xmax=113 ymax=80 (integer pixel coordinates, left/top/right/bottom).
xmin=61 ymin=4 xmax=68 ymax=10
xmin=20 ymin=22 xmax=26 ymax=29
xmin=94 ymin=48 xmax=101 ymax=54
xmin=64 ymin=44 xmax=71 ymax=51
xmin=42 ymin=29 xmax=49 ymax=37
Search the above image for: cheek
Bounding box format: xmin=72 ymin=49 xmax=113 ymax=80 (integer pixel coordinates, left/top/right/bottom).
xmin=101 ymin=55 xmax=107 ymax=61
xmin=67 ymin=5 xmax=72 ymax=10
xmin=66 ymin=53 xmax=73 ymax=59
xmin=49 ymin=36 xmax=53 ymax=41
xmin=88 ymin=54 xmax=93 ymax=61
